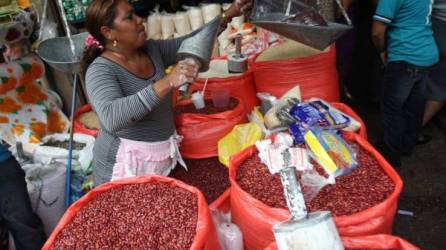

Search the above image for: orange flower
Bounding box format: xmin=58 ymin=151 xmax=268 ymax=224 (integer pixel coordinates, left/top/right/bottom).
xmin=16 ymin=83 xmax=48 ymax=104
xmin=30 ymin=122 xmax=46 ymax=138
xmin=0 ymin=97 xmax=21 ymax=113
xmin=0 ymin=77 xmax=18 ymax=94
xmin=30 ymin=63 xmax=44 ymax=78
xmin=11 ymin=123 xmax=25 ymax=136
xmin=28 ymin=135 xmax=41 ymax=144
xmin=0 ymin=116 xmax=8 ymax=123
xmin=47 ymin=110 xmax=67 ymax=133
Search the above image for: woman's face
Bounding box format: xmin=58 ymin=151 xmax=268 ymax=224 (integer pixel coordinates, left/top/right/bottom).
xmin=109 ymin=0 xmax=146 ymax=49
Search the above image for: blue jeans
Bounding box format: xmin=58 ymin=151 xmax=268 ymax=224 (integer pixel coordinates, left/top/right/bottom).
xmin=380 ymin=61 xmax=429 ymax=167
xmin=0 ymin=157 xmax=46 ymax=250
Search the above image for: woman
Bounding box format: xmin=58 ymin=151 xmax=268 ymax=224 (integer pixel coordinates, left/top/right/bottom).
xmin=83 ymin=0 xmax=251 ymax=185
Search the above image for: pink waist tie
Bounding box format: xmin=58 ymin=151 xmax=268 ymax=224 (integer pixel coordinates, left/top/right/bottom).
xmin=111 ymin=133 xmax=186 ymax=181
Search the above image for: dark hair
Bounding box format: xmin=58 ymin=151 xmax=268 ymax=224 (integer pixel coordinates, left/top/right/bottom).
xmin=80 ymin=0 xmax=121 ymax=78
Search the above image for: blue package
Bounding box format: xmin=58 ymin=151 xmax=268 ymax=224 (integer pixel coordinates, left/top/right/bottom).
xmin=289 ymin=101 xmax=350 ymax=129
xmin=288 ymin=122 xmax=308 ymax=145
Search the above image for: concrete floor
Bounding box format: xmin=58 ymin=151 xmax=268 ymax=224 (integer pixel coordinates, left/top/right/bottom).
xmin=351 ymin=101 xmax=446 ymax=250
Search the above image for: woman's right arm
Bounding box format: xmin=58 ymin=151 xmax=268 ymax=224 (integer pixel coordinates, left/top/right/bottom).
xmin=85 ymin=61 xmax=198 ymax=133
xmin=86 ymin=62 xmax=165 ymax=133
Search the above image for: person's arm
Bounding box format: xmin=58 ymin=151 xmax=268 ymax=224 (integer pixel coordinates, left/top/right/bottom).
xmin=372 ymin=20 xmax=387 ymax=63
xmin=342 ymin=0 xmax=353 ymax=10
xmin=85 ymin=62 xmax=162 ymax=132
xmin=372 ymin=0 xmax=402 ymax=64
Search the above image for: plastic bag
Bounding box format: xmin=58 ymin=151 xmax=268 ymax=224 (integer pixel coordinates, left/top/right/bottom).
xmin=229 ymin=133 xmax=403 ymax=249
xmin=175 ymin=96 xmax=247 ymax=159
xmin=252 ymin=45 xmax=339 ymax=102
xmin=218 ymin=123 xmax=264 ymax=167
xmin=22 ymin=162 xmax=66 ymax=237
xmin=211 ymin=210 xmax=243 ymax=250
xmin=304 ymin=129 xmax=358 ymax=177
xmin=300 ymin=168 xmax=334 ymax=201
xmin=33 ymin=133 xmax=95 ymax=173
xmin=42 ymin=175 xmax=220 ymax=250
xmin=266 ymin=234 xmax=420 ymax=250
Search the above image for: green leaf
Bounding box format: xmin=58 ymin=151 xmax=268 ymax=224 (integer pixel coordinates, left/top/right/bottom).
xmin=0 ymin=77 xmax=8 ymax=84
xmin=19 ymin=63 xmax=32 ymax=72
xmin=16 ymin=86 xmax=25 ymax=93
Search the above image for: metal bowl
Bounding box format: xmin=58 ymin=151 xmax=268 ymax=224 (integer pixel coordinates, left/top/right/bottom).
xmin=37 ymin=32 xmax=89 ymax=73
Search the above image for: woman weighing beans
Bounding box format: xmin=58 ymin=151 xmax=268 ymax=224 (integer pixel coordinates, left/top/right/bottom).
xmin=83 ymin=0 xmax=251 ymax=186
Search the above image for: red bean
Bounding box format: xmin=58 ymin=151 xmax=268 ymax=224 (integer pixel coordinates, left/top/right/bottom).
xmin=170 ymin=158 xmax=230 ymax=204
xmin=236 ymin=142 xmax=395 ymax=216
xmin=175 ymin=98 xmax=238 ymax=115
xmin=53 ymin=183 xmax=198 ymax=250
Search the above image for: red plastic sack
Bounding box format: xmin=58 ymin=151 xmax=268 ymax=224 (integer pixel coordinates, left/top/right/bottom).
xmin=265 ymin=235 xmax=420 ymax=250
xmin=74 ymin=104 xmax=99 ymax=137
xmin=42 ymin=175 xmax=220 ymax=250
xmin=252 ymin=45 xmax=339 ymax=102
xmin=190 ymin=63 xmax=259 ymax=113
xmin=229 ymin=133 xmax=403 ymax=250
xmin=175 ymin=96 xmax=248 ymax=159
xmin=331 ymin=102 xmax=367 ymax=139
xmin=209 ymin=189 xmax=231 ymax=213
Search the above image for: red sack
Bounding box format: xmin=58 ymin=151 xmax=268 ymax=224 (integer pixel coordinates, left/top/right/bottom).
xmin=175 ymin=96 xmax=248 ymax=159
xmin=209 ymin=189 xmax=231 ymax=213
xmin=43 ymin=175 xmax=220 ymax=250
xmin=229 ymin=133 xmax=403 ymax=250
xmin=74 ymin=104 xmax=99 ymax=137
xmin=190 ymin=62 xmax=259 ymax=112
xmin=265 ymin=235 xmax=420 ymax=250
xmin=252 ymin=45 xmax=339 ymax=102
xmin=331 ymin=102 xmax=367 ymax=139
xmin=343 ymin=235 xmax=421 ymax=250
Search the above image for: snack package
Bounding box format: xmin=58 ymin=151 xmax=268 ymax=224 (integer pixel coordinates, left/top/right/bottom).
xmin=304 ymin=129 xmax=357 ymax=177
xmin=289 ymin=100 xmax=351 ymax=129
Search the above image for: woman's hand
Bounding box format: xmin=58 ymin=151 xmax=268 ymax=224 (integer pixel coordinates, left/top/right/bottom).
xmin=226 ymin=0 xmax=253 ymax=18
xmin=166 ymin=59 xmax=200 ymax=88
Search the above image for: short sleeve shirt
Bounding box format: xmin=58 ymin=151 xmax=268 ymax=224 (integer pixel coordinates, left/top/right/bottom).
xmin=374 ymin=0 xmax=439 ymax=66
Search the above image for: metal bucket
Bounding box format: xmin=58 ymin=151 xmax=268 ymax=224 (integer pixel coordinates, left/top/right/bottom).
xmin=37 ymin=32 xmax=88 ymax=73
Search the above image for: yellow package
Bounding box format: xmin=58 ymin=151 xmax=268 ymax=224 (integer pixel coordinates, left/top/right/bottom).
xmin=304 ymin=130 xmax=338 ymax=175
xmin=218 ymin=122 xmax=264 ymax=167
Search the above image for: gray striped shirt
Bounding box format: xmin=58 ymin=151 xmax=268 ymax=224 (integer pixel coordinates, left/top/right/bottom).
xmin=86 ymin=38 xmax=185 ymax=185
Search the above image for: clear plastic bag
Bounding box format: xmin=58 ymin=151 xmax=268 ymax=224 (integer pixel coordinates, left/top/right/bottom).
xmin=301 ymin=168 xmax=335 ymax=202
xmin=211 ymin=210 xmax=244 ymax=250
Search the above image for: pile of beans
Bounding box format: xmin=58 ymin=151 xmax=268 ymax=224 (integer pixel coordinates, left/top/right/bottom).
xmin=170 ymin=157 xmax=230 ymax=204
xmin=53 ymin=183 xmax=198 ymax=249
xmin=175 ymin=98 xmax=238 ymax=115
xmin=236 ymin=142 xmax=395 ymax=216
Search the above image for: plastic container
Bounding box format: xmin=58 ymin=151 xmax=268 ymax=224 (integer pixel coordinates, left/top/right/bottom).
xmin=211 ymin=89 xmax=230 ymax=108
xmin=192 ymin=92 xmax=206 ymax=109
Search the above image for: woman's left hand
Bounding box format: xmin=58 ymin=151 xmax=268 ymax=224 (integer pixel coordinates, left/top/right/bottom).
xmin=227 ymin=0 xmax=253 ymax=17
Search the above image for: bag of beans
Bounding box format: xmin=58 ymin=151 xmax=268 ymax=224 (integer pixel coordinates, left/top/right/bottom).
xmin=169 ymin=157 xmax=231 ymax=208
xmin=229 ymin=133 xmax=403 ymax=250
xmin=74 ymin=104 xmax=99 ymax=137
xmin=42 ymin=176 xmax=220 ymax=250
xmin=265 ymin=234 xmax=420 ymax=250
xmin=252 ymin=41 xmax=339 ymax=102
xmin=175 ymin=96 xmax=247 ymax=159
xmin=189 ymin=59 xmax=259 ymax=113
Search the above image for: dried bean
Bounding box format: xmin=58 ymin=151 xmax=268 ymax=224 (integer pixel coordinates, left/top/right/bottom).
xmin=175 ymin=98 xmax=238 ymax=115
xmin=236 ymin=142 xmax=395 ymax=216
xmin=170 ymin=157 xmax=229 ymax=204
xmin=53 ymin=183 xmax=198 ymax=250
